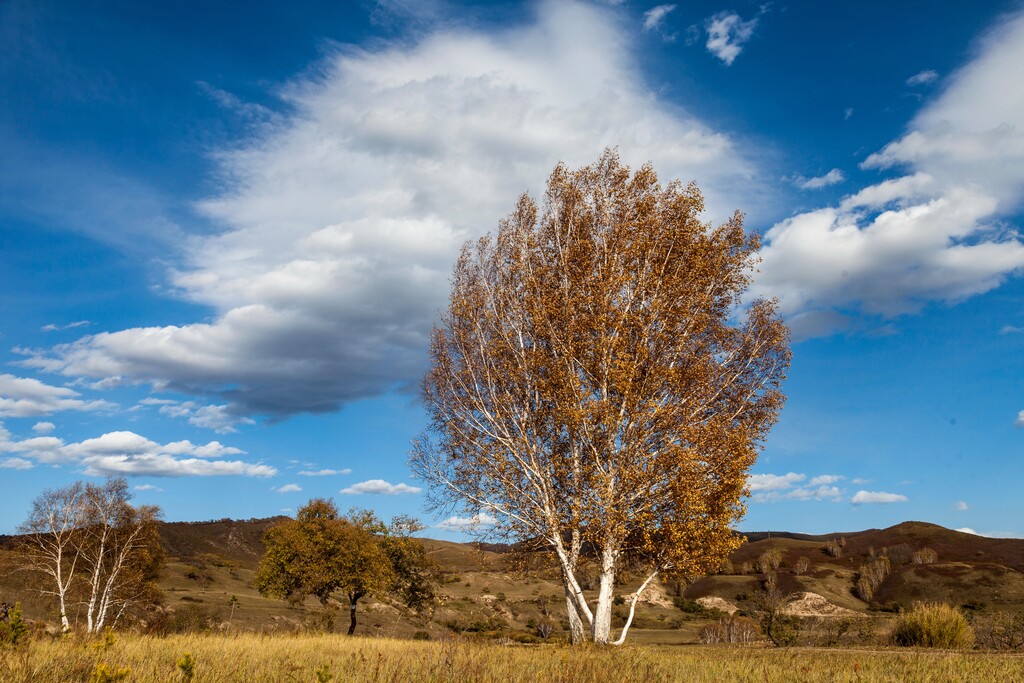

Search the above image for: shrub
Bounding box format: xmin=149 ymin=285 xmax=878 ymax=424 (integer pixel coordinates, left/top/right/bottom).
xmin=412 ymin=631 xmax=432 ymax=641
xmin=912 ymin=548 xmax=938 ymax=564
xmin=177 ymin=653 xmax=196 ymax=682
xmin=793 ymin=556 xmax=811 ymax=576
xmin=891 ymin=602 xmax=974 ymax=649
xmin=884 ymin=544 xmax=914 ymax=566
xmin=90 ymin=662 xmax=131 ymax=683
xmin=972 ymin=612 xmax=1024 ymax=650
xmin=824 ymin=539 xmax=843 ymax=558
xmin=0 ymin=603 xmax=28 ymax=646
xmin=855 ymin=556 xmax=892 ymax=601
xmin=757 ymin=548 xmax=783 ymax=575
xmin=698 ymin=616 xmax=760 ymax=644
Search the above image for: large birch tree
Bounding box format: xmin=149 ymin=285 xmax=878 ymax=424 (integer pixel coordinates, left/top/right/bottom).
xmin=411 ymin=151 xmax=790 ymax=645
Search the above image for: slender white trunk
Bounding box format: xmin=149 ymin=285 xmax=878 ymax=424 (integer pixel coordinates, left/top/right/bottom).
xmin=612 ymin=570 xmax=659 ymax=646
xmin=591 ymin=544 xmax=618 ymax=644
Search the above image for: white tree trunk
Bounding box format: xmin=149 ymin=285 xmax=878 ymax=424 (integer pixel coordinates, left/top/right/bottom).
xmin=612 ymin=570 xmax=659 ymax=646
xmin=591 ymin=545 xmax=618 ymax=644
xmin=563 ymin=584 xmax=587 ymax=644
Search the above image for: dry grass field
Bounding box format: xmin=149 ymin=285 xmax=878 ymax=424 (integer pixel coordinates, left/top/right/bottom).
xmin=3 ymin=633 xmax=1024 ymax=683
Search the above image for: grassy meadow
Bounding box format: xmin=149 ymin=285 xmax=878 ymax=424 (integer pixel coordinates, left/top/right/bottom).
xmin=3 ymin=633 xmax=1024 ymax=683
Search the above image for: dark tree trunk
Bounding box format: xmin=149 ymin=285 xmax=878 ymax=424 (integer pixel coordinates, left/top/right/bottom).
xmin=347 ymin=592 xmax=362 ymax=635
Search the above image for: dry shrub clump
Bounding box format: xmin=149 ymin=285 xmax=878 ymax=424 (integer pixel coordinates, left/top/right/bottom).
xmin=911 ymin=547 xmax=938 ymax=564
xmin=891 ymin=602 xmax=975 ymax=649
xmin=698 ymin=616 xmax=760 ymax=644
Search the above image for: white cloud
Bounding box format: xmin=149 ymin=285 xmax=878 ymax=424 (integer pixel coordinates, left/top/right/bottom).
xmin=41 ymin=321 xmax=90 ymax=332
xmin=298 ymin=468 xmax=351 ymax=476
xmin=748 ymin=472 xmax=804 ymax=492
xmin=0 ymin=457 xmax=34 ymax=470
xmin=748 ymin=472 xmax=844 ymax=502
xmin=643 ymin=4 xmax=676 ymax=31
xmin=851 ymin=490 xmax=908 ymax=504
xmin=26 ymin=0 xmax=759 ymax=419
xmin=1016 ymin=410 xmax=1024 ymax=428
xmin=956 ymin=527 xmax=978 ymax=535
xmin=906 ymin=69 xmax=939 ymax=86
xmin=5 ymin=428 xmax=274 ymax=478
xmin=844 ymin=107 xmax=854 ymax=120
xmin=705 ymin=11 xmax=758 ymax=65
xmin=144 ymin=398 xmax=255 ymax=433
xmin=851 ymin=478 xmax=870 ymax=484
xmin=955 ymin=500 xmax=969 ymax=511
xmin=753 ymin=10 xmax=1024 ymax=337
xmin=32 ymin=421 xmax=55 ymax=434
xmin=437 ymin=512 xmax=498 ymax=530
xmin=340 ymin=479 xmax=422 ymax=495
xmin=0 ymin=373 xmax=115 ymax=417
xmin=274 ymin=483 xmax=302 ymax=493
xmin=134 ymin=484 xmax=163 ymax=492
xmin=796 ymin=169 xmax=844 ymax=190
xmin=1001 ymin=325 xmax=1024 ymax=334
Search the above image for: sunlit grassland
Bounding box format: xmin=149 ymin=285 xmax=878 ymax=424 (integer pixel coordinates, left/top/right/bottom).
xmin=3 ymin=634 xmax=1023 ymax=682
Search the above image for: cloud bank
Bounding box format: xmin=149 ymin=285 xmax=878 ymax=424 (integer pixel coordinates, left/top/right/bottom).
xmin=25 ymin=0 xmax=757 ymax=419
xmin=0 ymin=422 xmax=275 ymax=478
xmin=755 ymin=9 xmax=1024 ymax=337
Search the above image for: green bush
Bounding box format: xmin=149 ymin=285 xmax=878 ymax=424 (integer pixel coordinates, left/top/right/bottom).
xmin=891 ymin=602 xmax=974 ymax=649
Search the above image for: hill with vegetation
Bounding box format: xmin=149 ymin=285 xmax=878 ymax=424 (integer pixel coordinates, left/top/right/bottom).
xmin=2 ymin=518 xmax=1022 ymax=645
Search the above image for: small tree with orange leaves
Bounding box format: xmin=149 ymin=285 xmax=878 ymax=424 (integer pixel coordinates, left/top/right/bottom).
xmin=411 ymin=151 xmax=789 ymax=644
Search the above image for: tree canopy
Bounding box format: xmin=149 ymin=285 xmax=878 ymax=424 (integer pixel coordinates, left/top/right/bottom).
xmin=411 ymin=150 xmax=790 ymax=644
xmin=255 ymin=499 xmax=435 ymax=635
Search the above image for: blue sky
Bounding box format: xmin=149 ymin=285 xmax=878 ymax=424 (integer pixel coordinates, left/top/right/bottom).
xmin=2 ymin=0 xmax=1023 ymax=539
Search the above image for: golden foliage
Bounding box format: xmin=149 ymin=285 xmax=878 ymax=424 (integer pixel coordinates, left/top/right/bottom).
xmin=412 ymin=151 xmax=789 ymax=642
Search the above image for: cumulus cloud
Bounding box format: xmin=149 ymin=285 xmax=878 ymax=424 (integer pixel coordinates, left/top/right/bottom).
xmin=795 ymin=169 xmax=844 ymax=190
xmin=955 ymin=500 xmax=969 ymax=511
xmin=340 ymin=479 xmax=422 ymax=495
xmin=705 ymin=11 xmax=758 ymax=65
xmin=753 ymin=10 xmax=1024 ymax=337
xmin=0 ymin=373 xmax=115 ymax=417
xmin=851 ymin=490 xmax=907 ymax=504
xmin=274 ymin=483 xmax=302 ymax=493
xmin=134 ymin=484 xmax=163 ymax=491
xmin=32 ymin=421 xmax=56 ymax=434
xmin=25 ymin=0 xmax=758 ymax=419
xmin=1016 ymin=410 xmax=1024 ymax=428
xmin=748 ymin=472 xmax=804 ymax=492
xmin=437 ymin=512 xmax=497 ymax=530
xmin=643 ymin=4 xmax=676 ymax=31
xmin=906 ymin=69 xmax=939 ymax=86
xmin=748 ymin=472 xmax=845 ymax=502
xmin=133 ymin=397 xmax=255 ymax=433
xmin=0 ymin=457 xmax=34 ymax=470
xmin=3 ymin=428 xmax=274 ymax=478
xmin=298 ymin=468 xmax=351 ymax=476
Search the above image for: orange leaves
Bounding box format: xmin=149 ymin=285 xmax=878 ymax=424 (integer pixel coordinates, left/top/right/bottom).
xmin=413 ymin=149 xmax=790 ymax=595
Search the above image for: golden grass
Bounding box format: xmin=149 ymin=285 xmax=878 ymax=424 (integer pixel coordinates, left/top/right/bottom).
xmin=2 ymin=633 xmax=1023 ymax=682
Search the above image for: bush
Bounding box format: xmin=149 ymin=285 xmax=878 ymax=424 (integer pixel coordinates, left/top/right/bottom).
xmin=698 ymin=616 xmax=760 ymax=644
xmin=912 ymin=548 xmax=938 ymax=564
xmin=891 ymin=602 xmax=974 ymax=649
xmin=757 ymin=548 xmax=783 ymax=575
xmin=0 ymin=603 xmax=28 ymax=646
xmin=972 ymin=612 xmax=1024 ymax=650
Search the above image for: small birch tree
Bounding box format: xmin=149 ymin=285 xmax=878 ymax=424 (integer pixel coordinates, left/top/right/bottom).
xmin=17 ymin=477 xmax=163 ymax=633
xmin=411 ymin=151 xmax=790 ymax=645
